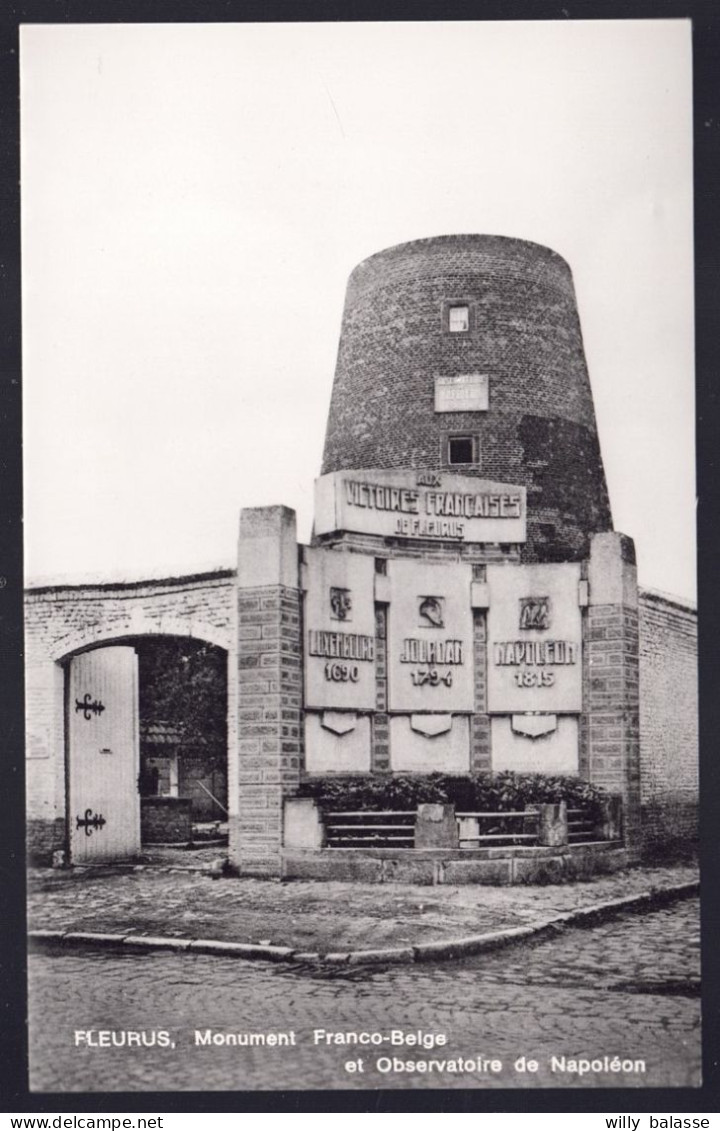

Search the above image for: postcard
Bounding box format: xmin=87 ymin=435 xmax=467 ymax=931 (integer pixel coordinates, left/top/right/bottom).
xmin=20 ymin=18 xmax=701 ymax=1100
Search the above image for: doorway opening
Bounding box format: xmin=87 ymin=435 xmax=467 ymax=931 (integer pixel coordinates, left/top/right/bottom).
xmin=138 ymin=637 xmax=228 ymax=825
xmin=65 ymin=635 xmax=228 ymax=863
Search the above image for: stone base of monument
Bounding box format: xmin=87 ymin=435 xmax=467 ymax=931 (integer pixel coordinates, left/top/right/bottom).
xmin=281 ymin=842 xmax=628 ymax=885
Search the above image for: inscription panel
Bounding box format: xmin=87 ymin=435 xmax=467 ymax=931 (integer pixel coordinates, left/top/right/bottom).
xmin=314 ymin=469 xmax=526 ymax=544
xmin=303 ymin=547 xmax=376 ymax=710
xmin=434 ymin=373 xmax=489 ymax=413
xmin=486 ymin=563 xmax=582 ymax=713
xmin=387 ymin=559 xmax=474 ymax=712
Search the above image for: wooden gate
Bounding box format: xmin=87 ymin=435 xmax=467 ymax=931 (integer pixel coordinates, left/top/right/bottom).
xmin=67 ymin=646 xmax=140 ymax=863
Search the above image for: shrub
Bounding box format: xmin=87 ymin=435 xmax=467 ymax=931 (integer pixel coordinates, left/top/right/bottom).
xmin=298 ymin=772 xmax=606 ymax=815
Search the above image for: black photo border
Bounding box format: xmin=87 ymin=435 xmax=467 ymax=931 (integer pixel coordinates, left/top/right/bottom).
xmin=1 ymin=0 xmax=718 ymax=1115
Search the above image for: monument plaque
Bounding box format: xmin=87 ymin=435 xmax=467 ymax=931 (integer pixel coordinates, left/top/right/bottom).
xmin=486 ymin=563 xmax=582 ymax=713
xmin=387 ymin=559 xmax=474 ymax=712
xmin=314 ymin=468 xmax=526 ymax=545
xmin=303 ymin=547 xmax=376 ymax=710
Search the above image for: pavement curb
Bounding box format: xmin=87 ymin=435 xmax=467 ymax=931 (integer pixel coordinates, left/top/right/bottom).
xmin=407 ymin=880 xmax=699 ymax=965
xmin=28 ymin=879 xmax=698 ymax=967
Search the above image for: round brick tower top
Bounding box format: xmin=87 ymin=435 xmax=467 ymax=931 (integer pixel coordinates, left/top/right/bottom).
xmin=321 ymin=234 xmax=613 ymax=562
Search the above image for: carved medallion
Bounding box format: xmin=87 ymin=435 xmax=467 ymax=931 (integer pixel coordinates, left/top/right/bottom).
xmin=418 ymin=595 xmax=445 ymax=629
xmin=519 ymin=596 xmax=550 ymax=631
xmin=329 ymin=586 xmax=352 ymax=621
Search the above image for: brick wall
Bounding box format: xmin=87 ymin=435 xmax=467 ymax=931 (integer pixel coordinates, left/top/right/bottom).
xmin=638 ymin=588 xmax=698 ymax=854
xmin=585 ymin=604 xmax=641 ymax=842
xmin=232 ymin=585 xmax=303 ymax=874
xmin=25 ymin=570 xmax=236 ymax=862
xmin=585 ymin=533 xmax=641 ymax=853
xmin=140 ymin=797 xmax=192 ymax=843
xmin=232 ymin=507 xmax=303 ymax=876
xmin=322 ymin=235 xmax=612 ymax=562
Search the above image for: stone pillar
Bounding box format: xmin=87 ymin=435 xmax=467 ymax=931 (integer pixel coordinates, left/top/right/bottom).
xmin=415 ymin=803 xmax=459 ymax=849
xmin=586 ymin=532 xmax=640 ymax=855
xmin=372 ymin=605 xmax=391 ymax=772
xmin=230 ymin=506 xmax=303 ymax=877
xmin=537 ymin=802 xmax=568 ymax=847
xmin=470 ymin=608 xmax=492 ymax=771
xmin=594 ymin=794 xmax=623 ymax=842
xmin=283 ymin=798 xmax=325 ymax=849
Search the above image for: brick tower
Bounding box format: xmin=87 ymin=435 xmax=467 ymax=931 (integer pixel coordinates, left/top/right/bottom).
xmin=321 ymin=235 xmax=613 ymax=562
xmin=231 ymin=234 xmax=640 ymax=878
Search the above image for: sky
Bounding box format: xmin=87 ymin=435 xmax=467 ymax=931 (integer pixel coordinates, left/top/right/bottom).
xmin=20 ymin=20 xmax=695 ymax=600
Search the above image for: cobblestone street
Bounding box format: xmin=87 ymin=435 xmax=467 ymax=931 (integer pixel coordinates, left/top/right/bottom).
xmin=28 ymin=897 xmax=700 ymax=1093
xmin=27 ymin=861 xmax=698 ymax=953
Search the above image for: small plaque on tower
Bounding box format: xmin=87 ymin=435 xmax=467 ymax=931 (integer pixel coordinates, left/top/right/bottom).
xmin=434 ymin=373 xmax=489 ymax=413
